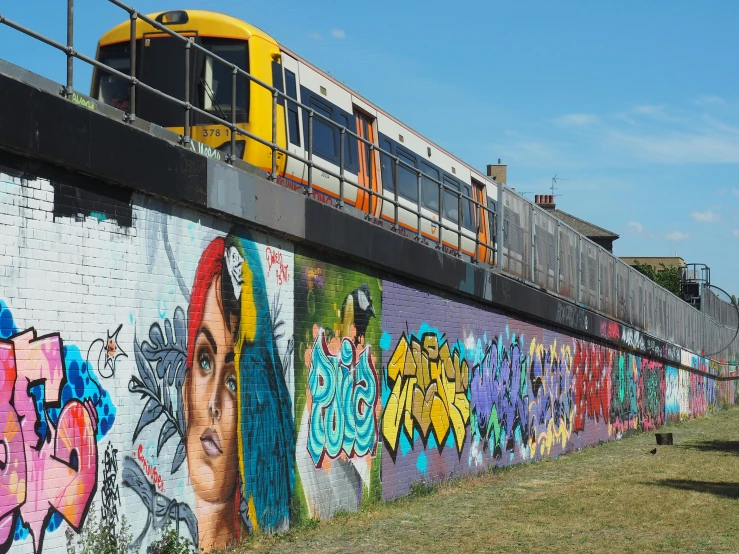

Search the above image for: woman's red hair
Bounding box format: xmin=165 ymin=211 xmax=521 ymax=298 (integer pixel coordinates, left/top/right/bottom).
xmin=187 ymin=236 xmax=225 ymax=370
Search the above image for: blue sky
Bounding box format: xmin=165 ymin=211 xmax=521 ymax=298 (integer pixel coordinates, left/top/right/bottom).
xmin=2 ymin=1 xmax=739 ymax=294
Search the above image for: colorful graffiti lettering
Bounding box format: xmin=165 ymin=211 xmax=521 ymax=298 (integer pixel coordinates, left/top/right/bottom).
xmin=383 ymin=329 xmax=470 ymax=458
xmin=0 ymin=324 xmax=115 ymax=553
xmin=573 ymin=342 xmax=610 ymax=433
xmin=307 ymin=329 xmax=379 ymax=466
xmin=638 ymin=359 xmax=665 ymax=431
xmin=610 ymin=353 xmax=639 ymax=436
xmin=665 ymin=366 xmax=680 ymax=421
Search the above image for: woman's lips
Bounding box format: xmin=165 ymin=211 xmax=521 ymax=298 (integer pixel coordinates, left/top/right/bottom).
xmin=200 ymin=427 xmax=223 ymax=457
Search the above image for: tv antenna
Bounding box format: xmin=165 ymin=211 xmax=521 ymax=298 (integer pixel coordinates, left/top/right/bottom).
xmin=551 ymin=174 xmax=568 ymax=198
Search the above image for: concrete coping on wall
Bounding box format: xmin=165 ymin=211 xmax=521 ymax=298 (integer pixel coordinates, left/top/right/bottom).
xmin=0 ymin=58 xmax=732 ymax=380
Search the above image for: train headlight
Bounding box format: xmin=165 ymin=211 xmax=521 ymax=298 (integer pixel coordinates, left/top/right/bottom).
xmin=155 ymin=11 xmax=189 ymax=25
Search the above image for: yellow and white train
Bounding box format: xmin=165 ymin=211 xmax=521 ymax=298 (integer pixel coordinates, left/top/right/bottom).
xmin=93 ymin=9 xmax=498 ymax=261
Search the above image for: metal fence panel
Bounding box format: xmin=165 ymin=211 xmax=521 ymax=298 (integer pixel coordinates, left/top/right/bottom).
xmin=599 ymin=250 xmax=615 ymax=317
xmin=581 ymin=240 xmax=599 ymax=311
xmin=502 ymin=190 xmax=531 ymax=280
xmin=616 ymin=261 xmax=630 ymax=322
xmin=533 ymin=209 xmax=557 ymax=290
xmin=559 ymin=224 xmax=579 ymax=302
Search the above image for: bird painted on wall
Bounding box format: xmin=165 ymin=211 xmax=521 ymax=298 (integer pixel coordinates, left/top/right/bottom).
xmin=341 ymin=283 xmax=376 ymax=344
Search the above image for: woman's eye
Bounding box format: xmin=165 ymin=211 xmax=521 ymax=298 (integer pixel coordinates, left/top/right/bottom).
xmin=198 ymin=352 xmax=212 ymax=372
xmin=226 ymin=376 xmax=237 ymax=393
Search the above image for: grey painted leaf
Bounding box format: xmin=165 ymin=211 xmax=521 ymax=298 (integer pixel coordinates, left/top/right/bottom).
xmin=133 ymin=398 xmax=163 ymax=442
xmin=134 ymin=337 xmax=158 ymax=395
xmin=157 ymin=419 xmax=178 ymax=456
xmin=141 ymin=313 xmax=187 ymax=386
xmin=172 ymin=440 xmax=186 ymax=474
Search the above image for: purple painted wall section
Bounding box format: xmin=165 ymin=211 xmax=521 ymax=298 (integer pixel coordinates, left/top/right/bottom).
xmin=379 ymin=280 xmax=669 ymax=500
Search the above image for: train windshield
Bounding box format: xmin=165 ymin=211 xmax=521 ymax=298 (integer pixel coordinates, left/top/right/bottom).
xmin=95 ymin=42 xmax=131 ymax=112
xmin=200 ymin=38 xmax=250 ymax=122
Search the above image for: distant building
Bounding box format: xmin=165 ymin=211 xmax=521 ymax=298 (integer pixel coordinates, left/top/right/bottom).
xmin=620 ymin=256 xmax=686 ymax=270
xmin=534 ymin=194 xmax=619 ymax=253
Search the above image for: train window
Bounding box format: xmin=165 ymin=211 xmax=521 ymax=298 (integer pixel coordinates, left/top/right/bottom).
xmin=420 ymin=162 xmax=440 ymax=213
xmin=284 ymin=70 xmax=300 ymax=146
xmin=339 ymin=114 xmax=354 ymax=166
xmin=380 ymin=138 xmax=394 ymax=193
xmin=201 ymin=39 xmax=249 ymax=119
xmin=462 ymin=183 xmax=474 ymax=231
xmin=442 ymin=176 xmax=460 ymax=223
xmin=397 ymin=149 xmax=418 ymax=202
xmin=271 ymin=61 xmax=284 ymax=96
xmin=95 ymin=42 xmax=131 ymax=112
xmin=309 ymin=97 xmax=336 ymax=160
xmin=487 ymin=197 xmax=497 ymax=243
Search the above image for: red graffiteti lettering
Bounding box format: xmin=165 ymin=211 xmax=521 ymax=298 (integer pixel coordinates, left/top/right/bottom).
xmin=0 ymin=330 xmax=98 ymax=554
xmin=599 ymin=321 xmax=620 ymax=341
xmin=265 ymin=247 xmax=290 ymax=286
xmin=573 ymin=342 xmax=611 ymax=433
xmin=136 ymin=444 xmax=165 ymax=492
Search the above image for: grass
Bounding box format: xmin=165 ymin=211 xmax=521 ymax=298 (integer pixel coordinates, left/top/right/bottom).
xmin=237 ymin=408 xmax=739 ymax=553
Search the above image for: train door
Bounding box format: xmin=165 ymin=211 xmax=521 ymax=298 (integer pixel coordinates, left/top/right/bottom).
xmin=280 ymin=53 xmax=306 ymax=189
xmin=354 ymin=109 xmax=378 ymax=214
xmin=471 ymin=178 xmax=489 ymax=261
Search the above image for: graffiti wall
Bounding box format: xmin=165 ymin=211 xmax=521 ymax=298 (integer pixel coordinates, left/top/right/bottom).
xmin=0 ymin=172 xmax=726 ymax=553
xmin=292 ymin=255 xmax=382 ymax=519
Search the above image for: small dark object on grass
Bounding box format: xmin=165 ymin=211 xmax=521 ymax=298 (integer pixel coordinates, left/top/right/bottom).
xmin=650 ymin=448 xmax=657 ymax=455
xmin=656 ymin=433 xmax=674 ymax=446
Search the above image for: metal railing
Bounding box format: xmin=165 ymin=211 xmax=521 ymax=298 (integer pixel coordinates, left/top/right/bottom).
xmin=500 ymin=186 xmax=739 ymax=362
xmin=0 ymin=2 xmax=496 ymax=267
xmin=1 ymin=1 xmax=738 ymax=364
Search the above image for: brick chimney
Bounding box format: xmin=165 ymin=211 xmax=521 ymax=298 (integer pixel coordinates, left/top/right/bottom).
xmin=486 ymin=159 xmax=507 ymax=185
xmin=535 ymin=194 xmax=556 ymax=210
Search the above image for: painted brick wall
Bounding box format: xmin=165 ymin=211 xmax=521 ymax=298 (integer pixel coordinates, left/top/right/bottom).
xmin=0 ymin=173 xmax=732 ymax=554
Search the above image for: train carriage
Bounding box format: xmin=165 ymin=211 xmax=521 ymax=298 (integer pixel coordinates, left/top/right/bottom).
xmin=92 ymin=9 xmax=497 ymax=263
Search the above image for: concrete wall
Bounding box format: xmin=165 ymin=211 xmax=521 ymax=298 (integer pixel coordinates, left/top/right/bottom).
xmin=0 ymin=169 xmax=733 ymax=554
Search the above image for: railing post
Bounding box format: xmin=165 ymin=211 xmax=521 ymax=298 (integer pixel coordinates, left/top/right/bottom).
xmin=271 ymin=88 xmax=278 ymax=180
xmin=437 ymin=178 xmax=443 ymax=250
xmin=416 ymin=170 xmax=422 ymax=241
xmin=530 ymin=203 xmax=536 ymax=283
xmin=392 ymin=157 xmax=399 ymax=231
xmin=127 ymin=11 xmax=137 ymax=122
xmin=229 ymin=67 xmax=237 ymax=164
xmin=577 ymin=235 xmax=582 ymax=304
xmin=472 ymin=200 xmax=480 ymax=265
xmin=306 ymin=110 xmax=313 ymax=196
xmin=183 ymin=39 xmax=191 ymax=146
xmin=367 ymin=144 xmax=375 ymax=219
xmin=597 ymin=250 xmax=602 ymax=312
xmin=496 ymin=183 xmax=504 ymax=270
xmin=457 ymin=190 xmax=463 ymax=255
xmin=613 ymin=259 xmax=618 ymax=319
xmin=555 ymin=222 xmax=561 ymax=293
xmin=338 ymin=127 xmax=345 ymax=208
xmin=627 ymin=266 xmax=632 ymax=324
xmin=65 ymin=0 xmax=74 ymax=96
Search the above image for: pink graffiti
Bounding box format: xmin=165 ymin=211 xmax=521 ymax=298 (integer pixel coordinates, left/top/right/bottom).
xmin=599 ymin=321 xmax=620 ymax=341
xmin=265 ymin=247 xmax=289 ymax=286
xmin=0 ymin=329 xmax=98 ymax=553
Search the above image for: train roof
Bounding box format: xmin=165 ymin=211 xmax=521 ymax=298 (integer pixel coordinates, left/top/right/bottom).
xmin=97 ymin=9 xmax=278 ymax=47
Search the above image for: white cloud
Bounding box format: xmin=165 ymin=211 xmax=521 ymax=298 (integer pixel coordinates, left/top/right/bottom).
xmin=690 ymin=210 xmax=721 ymax=223
xmin=554 ymin=113 xmax=600 ymax=127
xmin=606 ymin=130 xmax=739 ymax=164
xmin=696 ymin=94 xmax=726 ymax=106
xmin=627 ymin=221 xmax=644 ymax=234
xmin=307 ymin=32 xmax=321 ymax=40
xmin=666 ymin=231 xmax=690 ymax=241
xmin=330 ymin=29 xmax=346 ymax=39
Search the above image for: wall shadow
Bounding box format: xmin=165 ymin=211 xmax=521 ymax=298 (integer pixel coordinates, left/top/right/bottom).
xmin=649 ymin=479 xmax=739 ymax=499
xmin=677 ymin=440 xmax=739 ymax=455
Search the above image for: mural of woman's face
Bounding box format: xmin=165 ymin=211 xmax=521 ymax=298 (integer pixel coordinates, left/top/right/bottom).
xmin=185 ymin=275 xmax=239 ymax=504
